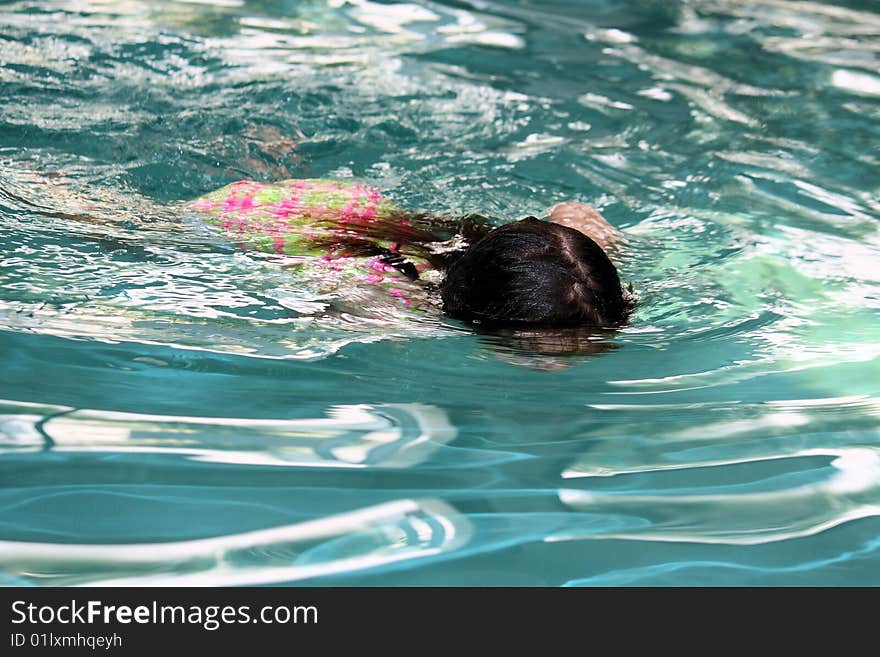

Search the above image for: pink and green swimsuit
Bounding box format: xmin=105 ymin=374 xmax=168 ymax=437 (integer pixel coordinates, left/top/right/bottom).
xmin=187 ymin=179 xmax=432 ymax=304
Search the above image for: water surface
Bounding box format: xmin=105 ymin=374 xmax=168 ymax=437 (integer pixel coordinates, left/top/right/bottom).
xmin=1 ymin=0 xmax=879 ymax=585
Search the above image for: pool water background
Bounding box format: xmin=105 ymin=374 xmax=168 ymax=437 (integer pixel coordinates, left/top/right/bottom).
xmin=1 ymin=0 xmax=879 ymax=585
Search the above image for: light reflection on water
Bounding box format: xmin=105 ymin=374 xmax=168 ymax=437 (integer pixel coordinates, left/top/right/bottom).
xmin=1 ymin=0 xmax=879 ymax=585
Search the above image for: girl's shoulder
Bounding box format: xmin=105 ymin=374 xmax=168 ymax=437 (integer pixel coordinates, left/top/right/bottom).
xmin=189 ymin=178 xmax=397 ymax=214
xmin=185 ymin=180 xmax=436 ymax=310
xmin=186 ymin=178 xmax=405 ymax=255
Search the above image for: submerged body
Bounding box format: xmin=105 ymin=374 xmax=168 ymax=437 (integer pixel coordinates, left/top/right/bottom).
xmin=187 ymin=178 xmax=626 ymax=323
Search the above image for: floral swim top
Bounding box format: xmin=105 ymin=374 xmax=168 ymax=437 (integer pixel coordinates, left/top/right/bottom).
xmin=187 ymin=179 xmax=433 ymax=305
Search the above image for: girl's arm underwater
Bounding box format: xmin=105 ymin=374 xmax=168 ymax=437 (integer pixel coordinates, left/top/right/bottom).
xmin=547 ymin=201 xmax=623 ymax=255
xmin=13 ymin=172 xmax=630 ymax=327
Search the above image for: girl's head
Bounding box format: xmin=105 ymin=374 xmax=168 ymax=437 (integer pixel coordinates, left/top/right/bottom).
xmin=439 ymin=217 xmax=632 ymax=328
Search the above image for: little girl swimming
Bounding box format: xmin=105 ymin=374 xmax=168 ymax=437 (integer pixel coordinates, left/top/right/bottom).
xmin=187 ymin=178 xmax=633 ymax=328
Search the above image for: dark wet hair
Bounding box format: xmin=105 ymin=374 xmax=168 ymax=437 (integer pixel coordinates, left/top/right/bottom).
xmin=307 ymin=210 xmax=632 ymax=328
xmin=439 ymin=217 xmax=631 ymax=327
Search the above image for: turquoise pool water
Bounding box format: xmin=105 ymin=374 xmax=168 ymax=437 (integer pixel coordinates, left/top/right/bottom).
xmin=1 ymin=0 xmax=879 ymax=586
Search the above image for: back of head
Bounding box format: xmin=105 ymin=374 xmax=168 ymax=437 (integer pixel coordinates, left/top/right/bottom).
xmin=439 ymin=217 xmax=631 ymax=327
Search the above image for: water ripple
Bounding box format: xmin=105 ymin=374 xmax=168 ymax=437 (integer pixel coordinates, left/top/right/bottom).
xmin=0 ymin=499 xmax=471 ymax=586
